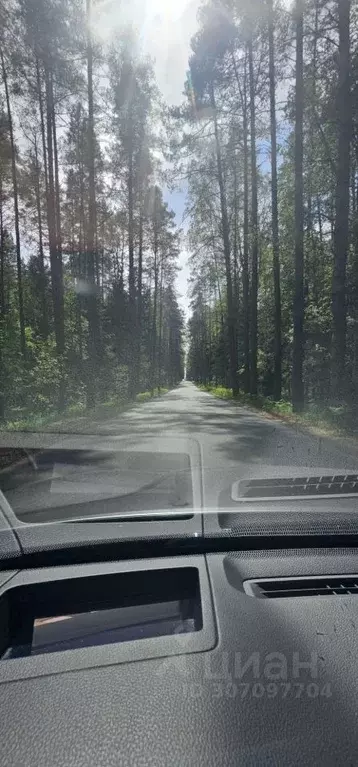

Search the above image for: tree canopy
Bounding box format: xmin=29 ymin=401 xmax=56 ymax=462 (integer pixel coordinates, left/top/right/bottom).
xmin=0 ymin=0 xmax=184 ymax=424
xmin=182 ymin=0 xmax=358 ymax=429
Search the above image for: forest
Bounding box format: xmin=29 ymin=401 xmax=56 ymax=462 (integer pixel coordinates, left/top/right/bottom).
xmin=0 ymin=0 xmax=184 ymax=427
xmin=184 ymin=0 xmax=358 ymax=431
xmin=2 ymin=0 xmax=358 ymax=435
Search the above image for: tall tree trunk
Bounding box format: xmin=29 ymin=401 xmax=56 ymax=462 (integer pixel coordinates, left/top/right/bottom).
xmin=1 ymin=49 xmax=26 ymax=357
xmin=210 ymin=82 xmax=238 ymax=396
xmin=127 ymin=119 xmax=136 ymax=399
xmin=292 ymin=0 xmax=305 ymax=413
xmin=34 ymin=135 xmax=49 ymax=339
xmin=248 ymin=37 xmax=258 ymax=396
xmin=36 ymin=58 xmax=49 ymax=212
xmin=51 ymin=88 xmax=63 ymax=285
xmin=0 ymin=183 xmax=4 ymax=318
xmin=233 ymin=151 xmax=240 ymax=345
xmin=242 ymin=106 xmax=250 ymax=393
xmin=268 ymin=0 xmax=282 ymax=401
xmin=157 ymin=262 xmax=164 ymax=391
xmin=135 ymin=202 xmax=144 ymax=390
xmin=0 ymin=189 xmax=5 ymax=420
xmin=151 ymin=262 xmax=158 ymax=394
xmin=86 ymin=0 xmax=100 ymax=408
xmin=231 ymin=48 xmax=249 ymax=391
xmin=242 ymin=61 xmax=250 ymax=393
xmin=317 ymin=196 xmax=323 ymax=244
xmin=331 ymin=0 xmax=352 ymax=402
xmin=150 ymin=192 xmax=159 ymax=393
xmin=52 ymin=106 xmax=67 ymax=407
xmin=36 ymin=56 xmax=48 ymax=200
xmin=76 ymin=152 xmax=85 ymax=361
xmin=45 ymin=67 xmax=65 ymax=372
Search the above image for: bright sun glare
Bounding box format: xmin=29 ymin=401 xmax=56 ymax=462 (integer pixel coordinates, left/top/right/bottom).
xmin=148 ymin=0 xmax=189 ymax=22
xmin=94 ymin=0 xmax=198 ymax=103
xmin=95 ymin=0 xmax=193 ymax=31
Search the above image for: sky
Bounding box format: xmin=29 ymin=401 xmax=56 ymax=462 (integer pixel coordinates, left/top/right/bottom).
xmin=96 ymin=0 xmax=201 ymax=317
xmin=133 ymin=0 xmax=201 ymax=316
xmin=96 ymin=0 xmax=201 ymax=104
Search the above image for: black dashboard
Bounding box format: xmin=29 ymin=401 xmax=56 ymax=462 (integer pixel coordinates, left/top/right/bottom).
xmin=2 ymin=535 xmax=358 ymax=764
xmin=1 ymin=438 xmax=358 ymax=764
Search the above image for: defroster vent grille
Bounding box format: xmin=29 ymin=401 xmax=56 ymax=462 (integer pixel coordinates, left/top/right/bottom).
xmin=232 ymin=475 xmax=358 ymax=502
xmin=244 ymin=576 xmax=358 ymax=598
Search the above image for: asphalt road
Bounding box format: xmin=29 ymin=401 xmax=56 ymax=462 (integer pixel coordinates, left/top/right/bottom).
xmin=111 ymin=380 xmax=358 ymax=506
xmin=2 ymin=381 xmax=358 ymax=519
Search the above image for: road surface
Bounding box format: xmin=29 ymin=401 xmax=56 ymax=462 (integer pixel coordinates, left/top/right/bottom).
xmin=1 ymin=381 xmax=358 ymax=519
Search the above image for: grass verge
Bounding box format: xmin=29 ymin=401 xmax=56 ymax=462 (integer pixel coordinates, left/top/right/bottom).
xmin=197 ymin=383 xmax=358 ymax=441
xmin=2 ymin=387 xmax=171 ymax=433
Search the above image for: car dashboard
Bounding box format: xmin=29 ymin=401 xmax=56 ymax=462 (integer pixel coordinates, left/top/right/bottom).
xmin=1 ymin=437 xmax=358 ymax=764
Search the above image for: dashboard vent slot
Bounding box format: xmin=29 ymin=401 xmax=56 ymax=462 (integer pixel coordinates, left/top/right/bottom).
xmin=232 ymin=475 xmax=358 ymax=502
xmin=244 ymin=576 xmax=358 ymax=598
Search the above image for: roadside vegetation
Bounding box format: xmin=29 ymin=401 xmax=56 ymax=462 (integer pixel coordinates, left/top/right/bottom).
xmin=184 ymin=1 xmax=358 ymax=432
xmin=0 ymin=0 xmax=185 ymax=430
xmin=198 ymin=384 xmax=357 ymax=440
xmin=5 ymin=386 xmax=171 ymax=432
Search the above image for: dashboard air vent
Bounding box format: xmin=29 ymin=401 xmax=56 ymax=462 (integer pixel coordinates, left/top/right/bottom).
xmin=232 ymin=475 xmax=358 ymax=502
xmin=244 ymin=575 xmax=358 ymax=598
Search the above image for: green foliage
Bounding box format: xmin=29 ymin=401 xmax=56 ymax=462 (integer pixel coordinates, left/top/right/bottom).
xmin=186 ymin=0 xmax=358 ymax=431
xmin=24 ymin=332 xmax=62 ymax=411
xmin=199 ymin=384 xmax=291 ymax=412
xmin=136 ymin=391 xmax=153 ymax=403
xmin=136 ymin=388 xmax=170 ymax=403
xmin=199 ymin=384 xmax=233 ymax=399
xmin=197 ymin=382 xmax=358 ymax=438
xmin=0 ymin=10 xmax=184 ymax=427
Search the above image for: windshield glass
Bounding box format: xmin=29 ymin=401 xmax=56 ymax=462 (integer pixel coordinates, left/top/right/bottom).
xmin=0 ymin=444 xmax=194 ymax=523
xmin=0 ymin=0 xmax=357 ymax=526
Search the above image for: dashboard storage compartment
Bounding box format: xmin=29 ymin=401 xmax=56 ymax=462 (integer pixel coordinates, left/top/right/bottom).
xmin=0 ymin=556 xmax=216 ymax=681
xmin=0 ymin=567 xmax=202 ymax=659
